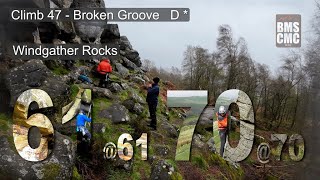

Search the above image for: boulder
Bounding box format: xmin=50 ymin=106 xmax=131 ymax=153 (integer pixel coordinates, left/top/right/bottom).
xmin=50 ymin=0 xmax=73 ymax=8
xmin=131 ymin=76 xmax=145 ymax=85
xmin=154 ymin=145 xmax=170 ymax=156
xmin=92 ymin=87 xmax=113 ymax=99
xmin=207 ymin=137 xmax=216 ymax=153
xmin=133 ymin=103 xmax=144 ymax=115
xmin=78 ymin=84 xmax=113 ymax=99
xmin=60 ymin=66 xmax=91 ymax=84
xmin=0 ymin=132 xmax=75 ymax=179
xmin=100 ymin=24 xmax=120 ymax=40
xmin=74 ymin=22 xmax=105 ymax=43
xmin=5 ymin=59 xmax=69 ymax=108
xmin=122 ymin=99 xmax=135 ymax=111
xmin=143 ymin=75 xmax=150 ymax=82
xmin=108 ymin=82 xmax=123 ymax=93
xmin=112 ymin=157 xmax=132 ymax=171
xmin=55 ymin=120 xmax=76 ymax=136
xmin=123 ymin=50 xmax=142 ymax=67
xmin=121 ymin=56 xmax=138 ymax=71
xmin=98 ymin=103 xmax=130 ymax=123
xmin=192 ymin=134 xmax=205 ymax=149
xmin=122 ymin=99 xmax=144 ymax=115
xmin=124 ymin=49 xmax=139 ymax=61
xmin=92 ymin=123 xmax=106 ymax=133
xmin=149 ymin=131 xmax=164 ymax=142
xmin=196 ymin=106 xmax=214 ymax=133
xmin=120 ymin=83 xmax=130 ymax=90
xmin=150 ymin=160 xmax=175 ymax=180
xmin=130 ymin=90 xmax=145 ymax=104
xmin=115 ymin=63 xmax=129 ymax=77
xmin=72 ymin=0 xmax=106 ymax=42
xmin=132 ymin=57 xmax=142 ymax=67
xmin=120 ymin=36 xmax=133 ymax=50
xmin=161 ymin=121 xmax=178 ymax=138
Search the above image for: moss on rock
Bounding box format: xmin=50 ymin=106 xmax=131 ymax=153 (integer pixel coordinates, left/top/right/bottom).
xmin=43 ymin=163 xmax=61 ymax=179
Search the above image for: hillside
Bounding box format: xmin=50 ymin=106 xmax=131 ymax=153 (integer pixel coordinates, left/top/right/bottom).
xmin=0 ymin=0 xmax=306 ymax=179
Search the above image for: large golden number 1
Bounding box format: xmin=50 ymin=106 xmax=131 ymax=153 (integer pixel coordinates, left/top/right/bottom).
xmin=12 ymin=89 xmax=54 ymax=162
xmin=214 ymin=89 xmax=255 ymax=162
xmin=167 ymin=90 xmax=208 ymax=161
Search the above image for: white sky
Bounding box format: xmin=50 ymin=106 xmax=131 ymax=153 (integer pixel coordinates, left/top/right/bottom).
xmin=106 ymin=0 xmax=316 ymax=72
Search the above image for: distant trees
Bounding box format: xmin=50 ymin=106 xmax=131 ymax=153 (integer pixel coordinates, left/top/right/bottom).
xmin=146 ymin=24 xmax=313 ymax=131
xmin=142 ymin=59 xmax=184 ymax=89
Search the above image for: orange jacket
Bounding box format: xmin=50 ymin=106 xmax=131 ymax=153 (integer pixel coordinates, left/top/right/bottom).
xmin=216 ymin=112 xmax=228 ymax=130
xmin=97 ymin=59 xmax=112 ymax=74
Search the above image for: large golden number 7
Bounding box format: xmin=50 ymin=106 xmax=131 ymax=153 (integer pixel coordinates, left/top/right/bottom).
xmin=167 ymin=90 xmax=208 ymax=161
xmin=12 ymin=89 xmax=54 ymax=162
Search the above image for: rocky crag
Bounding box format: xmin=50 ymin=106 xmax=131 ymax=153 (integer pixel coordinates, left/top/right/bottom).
xmin=0 ymin=0 xmax=245 ymax=179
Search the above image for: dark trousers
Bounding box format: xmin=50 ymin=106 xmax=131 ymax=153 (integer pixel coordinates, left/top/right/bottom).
xmin=219 ymin=128 xmax=227 ymax=157
xmin=98 ymin=73 xmax=109 ymax=87
xmin=148 ymin=102 xmax=157 ymax=127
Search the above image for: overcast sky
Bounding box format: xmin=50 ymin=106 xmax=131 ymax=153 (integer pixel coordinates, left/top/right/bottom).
xmin=106 ymin=0 xmax=316 ymax=72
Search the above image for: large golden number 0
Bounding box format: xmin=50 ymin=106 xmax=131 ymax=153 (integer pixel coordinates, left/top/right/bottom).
xmin=12 ymin=89 xmax=54 ymax=162
xmin=213 ymin=90 xmax=255 ymax=162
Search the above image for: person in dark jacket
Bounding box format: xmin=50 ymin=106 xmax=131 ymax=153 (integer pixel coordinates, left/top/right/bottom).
xmin=146 ymin=77 xmax=160 ymax=130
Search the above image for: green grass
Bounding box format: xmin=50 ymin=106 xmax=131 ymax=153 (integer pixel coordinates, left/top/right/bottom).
xmin=0 ymin=113 xmax=10 ymax=132
xmin=43 ymin=163 xmax=61 ymax=179
xmin=72 ymin=166 xmax=82 ymax=180
xmin=107 ymin=169 xmax=130 ymax=180
xmin=92 ymin=97 xmax=112 ymax=112
xmin=52 ymin=66 xmax=70 ymax=75
xmin=209 ymin=154 xmax=228 ymax=168
xmin=118 ymin=90 xmax=130 ymax=101
xmin=166 ymin=159 xmax=178 ymax=170
xmin=132 ymin=146 xmax=151 ymax=179
xmin=6 ymin=135 xmax=16 ymax=151
xmin=171 ymin=172 xmax=183 ymax=180
xmin=192 ymin=155 xmax=209 ymax=170
xmin=70 ymin=85 xmax=80 ymax=99
xmin=208 ymin=153 xmax=244 ymax=179
xmin=109 ymin=74 xmax=121 ymax=81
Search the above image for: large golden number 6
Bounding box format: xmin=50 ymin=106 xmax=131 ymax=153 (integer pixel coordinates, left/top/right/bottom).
xmin=12 ymin=89 xmax=54 ymax=162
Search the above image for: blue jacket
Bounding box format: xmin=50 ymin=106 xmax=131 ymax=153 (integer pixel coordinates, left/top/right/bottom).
xmin=76 ymin=114 xmax=91 ymax=127
xmin=78 ymin=75 xmax=92 ymax=84
xmin=146 ymin=83 xmax=160 ymax=104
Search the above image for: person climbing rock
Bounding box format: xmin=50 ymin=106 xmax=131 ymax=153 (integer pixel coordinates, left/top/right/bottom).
xmin=97 ymin=58 xmax=112 ymax=87
xmin=146 ymin=77 xmax=160 ymax=130
xmin=76 ymin=110 xmax=92 ymax=141
xmin=216 ymin=106 xmax=239 ymax=157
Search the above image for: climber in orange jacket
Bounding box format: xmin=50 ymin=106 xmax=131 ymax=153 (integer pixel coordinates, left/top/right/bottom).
xmin=216 ymin=106 xmax=239 ymax=157
xmin=97 ymin=58 xmax=112 ymax=87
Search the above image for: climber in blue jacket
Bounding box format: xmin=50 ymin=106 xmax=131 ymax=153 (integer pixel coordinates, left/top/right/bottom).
xmin=76 ymin=110 xmax=92 ymax=141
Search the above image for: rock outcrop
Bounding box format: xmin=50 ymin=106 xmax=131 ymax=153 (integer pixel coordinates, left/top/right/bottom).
xmin=5 ymin=59 xmax=69 ymax=108
xmin=98 ymin=103 xmax=130 ymax=123
xmin=0 ymin=132 xmax=75 ymax=179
